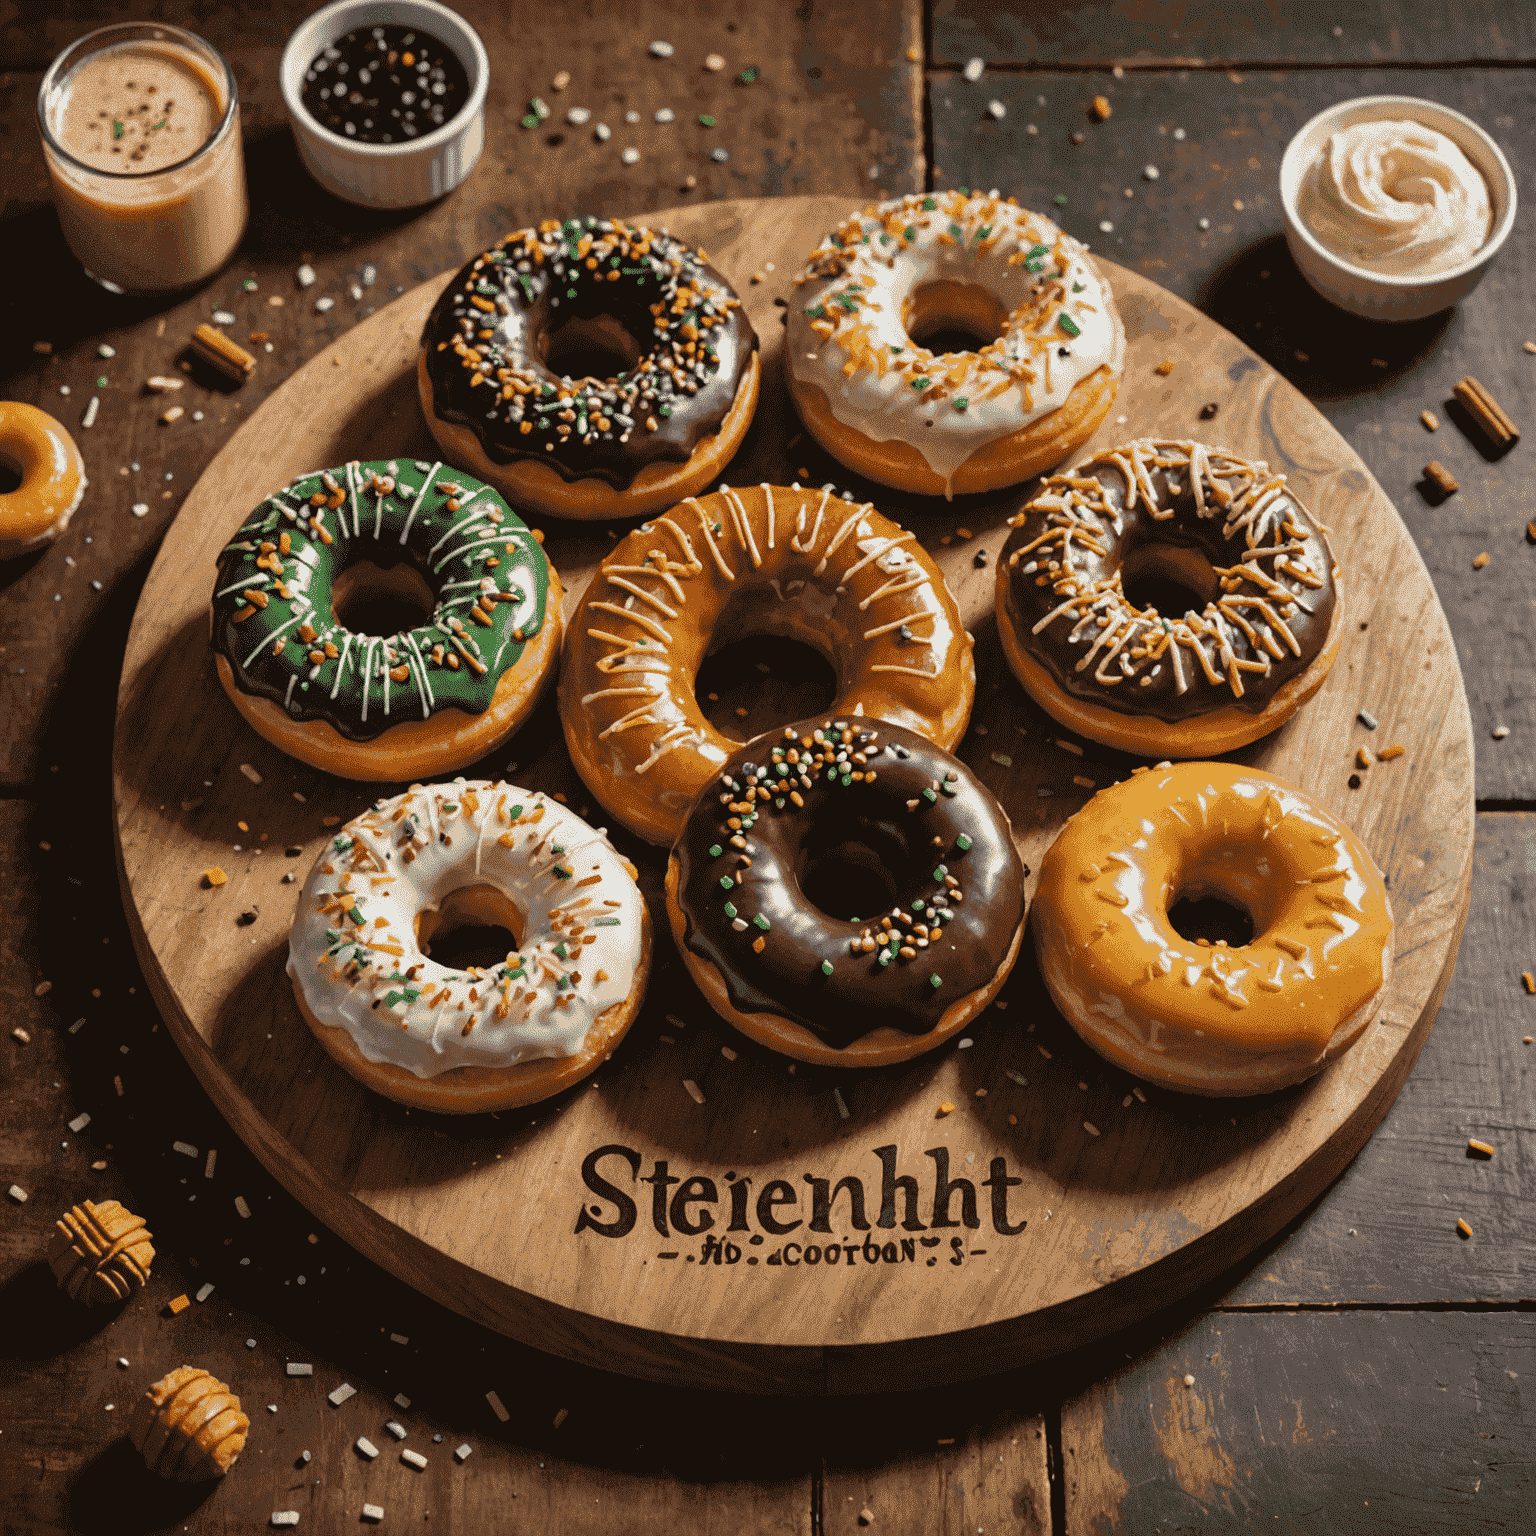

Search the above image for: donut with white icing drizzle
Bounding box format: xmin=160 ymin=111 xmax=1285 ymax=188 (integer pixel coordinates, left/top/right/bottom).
xmin=996 ymin=438 xmax=1344 ymax=756
xmin=287 ymin=780 xmax=651 ymax=1112
xmin=786 ymin=190 xmax=1125 ymax=498
xmin=558 ymin=484 xmax=975 ymax=845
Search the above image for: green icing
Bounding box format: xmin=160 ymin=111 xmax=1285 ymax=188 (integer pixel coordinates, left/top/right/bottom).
xmin=211 ymin=458 xmax=552 ymax=742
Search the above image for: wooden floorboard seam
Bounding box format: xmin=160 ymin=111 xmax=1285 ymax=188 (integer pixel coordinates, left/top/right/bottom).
xmin=925 ymin=57 xmax=1536 ymax=73
xmin=1216 ymin=1301 xmax=1536 ymax=1313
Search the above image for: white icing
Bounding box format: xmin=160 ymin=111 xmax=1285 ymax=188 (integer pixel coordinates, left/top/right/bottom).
xmin=1298 ymin=119 xmax=1492 ymax=276
xmin=286 ymin=781 xmax=645 ymax=1078
xmin=788 ymin=191 xmax=1125 ymax=494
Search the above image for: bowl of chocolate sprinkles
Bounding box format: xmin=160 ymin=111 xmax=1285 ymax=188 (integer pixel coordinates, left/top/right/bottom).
xmin=280 ymin=0 xmax=489 ymax=209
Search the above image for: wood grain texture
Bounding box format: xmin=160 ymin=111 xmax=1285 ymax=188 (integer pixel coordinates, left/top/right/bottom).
xmin=110 ymin=192 xmax=1473 ymax=1394
xmin=1061 ymin=1309 xmax=1536 ymax=1533
xmin=930 ymin=0 xmax=1536 ymax=66
xmin=931 ymin=66 xmax=1536 ymax=800
xmin=0 ymin=0 xmax=923 ymax=788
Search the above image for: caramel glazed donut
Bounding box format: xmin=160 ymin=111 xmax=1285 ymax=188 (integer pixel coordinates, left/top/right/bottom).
xmin=0 ymin=401 xmax=88 ymax=559
xmin=1034 ymin=761 xmax=1393 ymax=1096
xmin=666 ymin=715 xmax=1028 ymax=1067
xmin=419 ymin=217 xmax=760 ymax=520
xmin=786 ymin=190 xmax=1126 ymax=497
xmin=212 ymin=459 xmax=561 ymax=782
xmin=559 ymin=483 xmax=976 ymax=846
xmin=288 ymin=781 xmax=651 ymax=1112
xmin=996 ymin=439 xmax=1344 ymax=757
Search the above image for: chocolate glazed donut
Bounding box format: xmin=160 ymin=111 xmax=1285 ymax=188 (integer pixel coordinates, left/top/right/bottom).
xmin=666 ymin=715 xmax=1028 ymax=1066
xmin=996 ymin=438 xmax=1343 ymax=757
xmin=419 ymin=217 xmax=759 ymax=519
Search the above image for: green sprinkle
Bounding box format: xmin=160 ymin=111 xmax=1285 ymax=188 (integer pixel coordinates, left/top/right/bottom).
xmin=556 ymin=975 xmax=571 ymax=990
xmin=890 ymin=344 xmax=904 ymax=353
xmin=506 ymin=966 xmax=526 ymax=981
xmin=904 ymin=225 xmax=917 ymax=242
xmin=737 ymin=65 xmax=758 ymax=83
xmin=955 ymin=833 xmax=973 ymax=852
xmin=553 ymin=865 xmax=573 ymax=880
xmin=940 ymin=780 xmax=958 ymax=796
xmin=521 ymin=114 xmax=539 ymax=129
xmin=1054 ymin=194 xmax=1068 ymax=206
xmin=698 ymin=114 xmax=716 ymax=127
xmin=1026 ymin=243 xmax=1050 ymax=261
xmin=753 ymin=914 xmax=771 ymax=931
xmin=325 ymin=929 xmax=341 ymax=945
xmin=820 ymin=960 xmax=834 ymax=976
xmin=938 ymin=909 xmax=955 ymax=922
xmin=720 ymin=876 xmax=735 ymax=891
xmin=932 ymin=865 xmax=948 ymax=882
xmin=553 ymin=942 xmax=568 ymax=959
xmin=958 ymin=186 xmax=970 ymax=196
xmin=593 ymin=917 xmax=621 ymax=927
xmin=976 ymin=225 xmax=992 ymax=241
xmin=242 ymin=278 xmax=258 ymax=291
xmin=879 ymin=952 xmax=892 ymax=966
xmin=954 ymin=396 xmax=969 ymax=412
xmin=929 ymin=974 xmax=943 ymax=989
xmin=332 ymin=835 xmax=352 ymax=850
xmin=912 ymin=377 xmax=931 ymax=390
xmin=949 ymin=223 xmax=963 ymax=238
xmin=990 ymin=752 xmax=1013 ymax=767
xmin=383 ymin=990 xmax=420 ymax=1009
xmin=149 ymin=118 xmax=166 ymax=131
xmin=911 ymin=899 xmax=926 ymax=912
xmin=658 ymin=404 xmax=672 ymax=418
xmin=723 ymin=901 xmax=738 ymax=918
xmin=1057 ymin=312 xmax=1082 ymax=338
xmin=508 ymin=804 xmax=524 ymax=820
xmin=708 ymin=843 xmax=724 ymax=858
xmin=841 ymin=775 xmax=852 ymax=787
xmin=922 ymin=788 xmax=937 ymax=804
xmin=1072 ymin=281 xmax=1085 ymax=293
xmin=567 ymin=287 xmax=577 ymax=299
xmin=96 ymin=376 xmax=107 ymax=388
xmin=112 ymin=120 xmax=124 ymax=140
xmin=1006 ymin=1069 xmax=1028 ymax=1087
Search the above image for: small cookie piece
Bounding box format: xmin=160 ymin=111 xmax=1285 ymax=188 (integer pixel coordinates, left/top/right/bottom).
xmin=47 ymin=1198 xmax=155 ymax=1306
xmin=130 ymin=1366 xmax=250 ymax=1480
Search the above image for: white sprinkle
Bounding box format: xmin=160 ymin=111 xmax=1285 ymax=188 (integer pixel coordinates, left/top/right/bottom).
xmin=649 ymin=39 xmax=675 ymax=57
xmin=1357 ymin=709 xmax=1378 ymax=730
xmin=98 ymin=344 xmax=116 ymax=358
xmin=595 ymin=122 xmax=611 ymax=141
xmin=833 ymin=1087 xmax=850 ymax=1120
xmin=621 ymin=147 xmax=640 ymax=165
xmin=287 ymin=1363 xmax=313 ymax=1376
xmin=234 ymin=1195 xmax=252 ymax=1217
xmin=361 ymin=1504 xmax=384 ymax=1522
xmin=385 ymin=1420 xmax=407 ymax=1439
xmin=247 ymin=1339 xmax=257 ymax=1348
xmin=705 ymin=53 xmax=726 ymax=71
xmin=655 ymin=107 xmax=674 ymax=123
xmin=1143 ymin=164 xmax=1159 ymax=180
xmin=362 ymin=265 xmax=376 ymax=286
xmin=300 ymin=1450 xmax=311 ymax=1463
xmin=297 ymin=265 xmax=316 ymax=287
xmin=1492 ymin=725 xmax=1510 ymax=739
xmin=59 ymin=385 xmax=71 ymax=396
xmin=82 ymin=397 xmax=100 ymax=429
xmin=963 ymin=57 xmax=985 ymax=82
xmin=1198 ymin=216 xmax=1211 ymax=230
xmin=349 ymin=284 xmax=363 ymax=302
xmin=1098 ymin=220 xmax=1113 ymax=234
xmin=1174 ymin=127 xmax=1186 ymax=140
xmin=69 ymin=1112 xmax=91 ymax=1132
xmin=390 ymin=1332 xmax=409 ymax=1345
xmin=567 ymin=106 xmax=591 ymax=124
xmin=103 ymin=1403 xmax=113 ymax=1411
xmin=455 ymin=1443 xmax=473 ymax=1462
xmin=356 ymin=1436 xmax=379 ymax=1460
xmin=212 ymin=310 xmax=236 ymax=325
xmin=486 ymin=1390 xmax=510 ymax=1422
xmin=394 ymin=1393 xmax=411 ymax=1409
xmin=401 ymin=1449 xmax=428 ymax=1470
xmin=195 ymin=1282 xmax=215 ymax=1302
xmin=1184 ymin=1373 xmax=1196 ymax=1386
xmin=271 ymin=1515 xmax=300 ymax=1529
xmin=957 ymin=1037 xmax=974 ymax=1050
xmin=683 ymin=1078 xmax=705 ymax=1104
xmin=710 ymin=147 xmax=729 ymax=162
xmin=131 ymin=502 xmax=148 ymax=517
xmin=315 ymin=296 xmax=335 ymax=312
xmin=14 ymin=1026 xmax=32 ymax=1041
xmin=173 ymin=1140 xmax=199 ymax=1158
xmin=118 ymin=1357 xmax=129 ymax=1368
xmin=204 ymin=1148 xmax=217 ymax=1179
xmin=191 ymin=410 xmax=204 ymax=422
xmin=7 ymin=1185 xmax=27 ymax=1203
xmin=329 ymin=1383 xmax=356 ymax=1406
xmin=986 ymin=99 xmax=1005 ymax=120
xmin=624 ymin=110 xmax=640 ymax=123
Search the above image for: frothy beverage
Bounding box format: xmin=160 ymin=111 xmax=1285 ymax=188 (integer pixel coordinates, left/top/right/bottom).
xmin=40 ymin=24 xmax=247 ymax=295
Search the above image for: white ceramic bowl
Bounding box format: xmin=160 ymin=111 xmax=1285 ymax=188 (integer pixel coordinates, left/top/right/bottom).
xmin=1279 ymin=95 xmax=1516 ymax=323
xmin=280 ymin=0 xmax=488 ymax=209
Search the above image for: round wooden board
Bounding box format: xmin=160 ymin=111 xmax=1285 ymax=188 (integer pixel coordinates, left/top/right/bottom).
xmin=113 ymin=194 xmax=1473 ymax=1394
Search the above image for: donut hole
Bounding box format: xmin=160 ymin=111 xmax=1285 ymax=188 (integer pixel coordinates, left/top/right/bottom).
xmin=416 ymin=883 xmax=526 ymax=972
xmin=798 ymin=822 xmax=906 ymax=922
xmin=1119 ymin=541 xmax=1221 ymax=619
xmin=0 ymin=453 xmax=23 ymax=496
xmin=1167 ymin=892 xmax=1255 ymax=949
xmin=903 ymin=279 xmax=1008 ymax=356
xmin=541 ymin=312 xmax=646 ymax=384
xmin=694 ymin=633 xmax=838 ymax=742
xmin=331 ymin=556 xmax=438 ymax=637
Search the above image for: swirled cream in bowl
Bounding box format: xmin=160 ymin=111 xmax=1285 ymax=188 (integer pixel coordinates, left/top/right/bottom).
xmin=1280 ymin=96 xmax=1515 ymax=321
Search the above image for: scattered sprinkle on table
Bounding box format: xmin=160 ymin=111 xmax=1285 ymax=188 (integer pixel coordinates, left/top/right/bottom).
xmin=937 ymin=1101 xmax=954 ymax=1117
xmin=212 ymin=310 xmax=236 ymax=325
xmin=622 ymin=147 xmax=640 ymax=165
xmin=683 ymin=1078 xmax=705 ymax=1105
xmin=394 ymin=1392 xmax=411 ymax=1409
xmin=68 ymin=1112 xmax=90 ymax=1132
xmin=1421 ymin=410 xmax=1439 ymax=431
xmin=990 ymin=752 xmax=1013 ymax=767
xmin=1356 ymin=746 xmax=1374 ymax=769
xmin=705 ymin=53 xmax=725 ymax=71
xmin=386 ymin=1420 xmax=407 ymax=1439
xmin=1083 ymin=1121 xmax=1101 ymax=1137
xmin=455 ymin=1442 xmax=473 ymax=1462
xmin=328 ymin=1383 xmax=356 ymax=1406
xmin=486 ymin=1390 xmax=510 ymax=1422
xmin=390 ymin=1332 xmax=408 ymax=1345
xmin=1098 ymin=220 xmax=1113 ymax=233
xmin=1377 ymin=743 xmax=1404 ymax=761
xmin=1091 ymin=95 xmax=1111 ymax=120
xmin=81 ymin=397 xmax=99 ymax=429
xmin=271 ymin=1516 xmax=300 ymax=1529
xmin=167 ymin=1294 xmax=190 ymax=1315
xmin=1155 ymin=359 xmax=1175 ymax=375
xmin=1493 ymin=725 xmax=1509 ymax=740
xmin=649 ymin=39 xmax=674 ymax=57
xmin=8 ymin=1185 xmax=28 ymax=1203
xmin=234 ymin=1195 xmax=251 ymax=1218
xmin=287 ymin=1363 xmax=313 ymax=1376
xmin=297 ymin=265 xmax=316 ymax=287
xmin=1183 ymin=1373 xmax=1196 ymax=1387
xmin=402 ymin=1449 xmax=428 ymax=1469
xmin=195 ymin=1283 xmax=215 ymax=1302
xmin=1468 ymin=1138 xmax=1495 ymax=1157
xmin=1521 ymin=972 xmax=1535 ymax=994
xmin=356 ymin=1436 xmax=379 ymax=1460
xmin=963 ymin=57 xmax=984 ymax=82
xmin=1358 ymin=709 xmax=1378 ymax=729
xmin=986 ymin=99 xmax=1005 ymax=119
xmin=314 ymin=296 xmax=334 ymax=312
xmin=174 ymin=1140 xmax=198 ymax=1157
xmin=361 ymin=1505 xmax=384 ymax=1523
xmin=833 ymin=1087 xmax=850 ymax=1120
xmin=1456 ymin=1218 xmax=1473 ymax=1239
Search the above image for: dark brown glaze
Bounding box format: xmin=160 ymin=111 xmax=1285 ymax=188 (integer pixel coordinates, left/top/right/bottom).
xmin=420 ymin=218 xmax=757 ymax=491
xmin=1000 ymin=438 xmax=1339 ymax=721
xmin=673 ymin=716 xmax=1026 ymax=1049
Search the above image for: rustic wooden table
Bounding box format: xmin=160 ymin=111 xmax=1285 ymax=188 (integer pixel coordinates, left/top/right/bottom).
xmin=1 ymin=3 xmax=1531 ymax=1531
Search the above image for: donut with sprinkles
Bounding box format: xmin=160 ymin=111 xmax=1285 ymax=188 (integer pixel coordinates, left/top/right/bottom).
xmin=211 ymin=458 xmax=561 ymax=781
xmin=995 ymin=438 xmax=1344 ymax=756
xmin=418 ymin=217 xmax=759 ymax=520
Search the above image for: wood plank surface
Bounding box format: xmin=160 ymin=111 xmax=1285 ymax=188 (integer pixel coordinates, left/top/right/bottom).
xmin=931 ymin=65 xmax=1536 ymax=801
xmin=111 ymin=192 xmax=1472 ymax=1393
xmin=931 ymin=0 xmax=1536 ymax=66
xmin=1060 ymin=1308 xmax=1535 ymax=1532
xmin=0 ymin=0 xmax=923 ymax=789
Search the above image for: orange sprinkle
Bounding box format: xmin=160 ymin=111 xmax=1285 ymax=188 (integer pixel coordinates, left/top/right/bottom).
xmin=1155 ymin=360 xmax=1175 ymax=376
xmin=322 ymin=815 xmax=342 ymax=826
xmin=1468 ymin=1138 xmax=1495 ymax=1157
xmin=203 ymin=867 xmax=228 ymax=887
xmin=1456 ymin=1218 xmax=1473 ymax=1239
xmin=1356 ymin=746 xmax=1374 ymax=769
xmin=1377 ymin=743 xmax=1405 ymax=761
xmin=937 ymin=1101 xmax=954 ymax=1117
xmin=1521 ymin=972 xmax=1535 ymax=994
xmin=1472 ymin=552 xmax=1490 ymax=569
xmin=167 ymin=1294 xmax=190 ymax=1315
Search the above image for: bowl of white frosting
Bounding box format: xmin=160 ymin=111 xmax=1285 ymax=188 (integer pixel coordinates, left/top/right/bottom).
xmin=1280 ymin=95 xmax=1515 ymax=322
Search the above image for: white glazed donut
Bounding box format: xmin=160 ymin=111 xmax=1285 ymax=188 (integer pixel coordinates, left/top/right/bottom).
xmin=286 ymin=780 xmax=651 ymax=1112
xmin=786 ymin=190 xmax=1126 ymax=498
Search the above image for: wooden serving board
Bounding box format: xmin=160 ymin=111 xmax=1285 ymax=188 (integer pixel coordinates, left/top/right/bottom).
xmin=113 ymin=195 xmax=1473 ymax=1395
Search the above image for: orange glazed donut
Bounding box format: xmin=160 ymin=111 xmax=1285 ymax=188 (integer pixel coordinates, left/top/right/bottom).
xmin=996 ymin=438 xmax=1343 ymax=757
xmin=1034 ymin=761 xmax=1394 ymax=1096
xmin=559 ymin=484 xmax=976 ymax=845
xmin=786 ymin=191 xmax=1125 ymax=498
xmin=0 ymin=401 xmax=87 ymax=559
xmin=419 ymin=218 xmax=759 ymax=521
